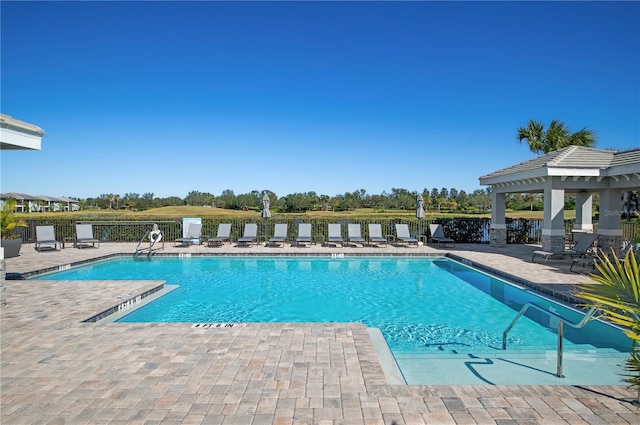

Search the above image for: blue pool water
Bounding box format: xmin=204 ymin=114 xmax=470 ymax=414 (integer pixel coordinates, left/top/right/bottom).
xmin=34 ymin=256 xmax=631 ymax=355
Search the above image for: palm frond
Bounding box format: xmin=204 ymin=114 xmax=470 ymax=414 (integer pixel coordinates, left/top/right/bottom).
xmin=517 ymin=119 xmax=597 ymax=154
xmin=623 ymin=348 xmax=640 ymax=388
xmin=576 ymin=250 xmax=640 ymax=341
xmin=569 ymin=128 xmax=596 ymax=147
xmin=576 ymin=251 xmax=640 ymax=394
xmin=544 ymin=119 xmax=571 ymax=153
xmin=517 ymin=120 xmax=545 ymax=154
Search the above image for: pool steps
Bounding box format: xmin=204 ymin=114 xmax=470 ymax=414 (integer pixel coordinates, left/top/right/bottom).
xmin=394 ymin=345 xmax=625 ymax=359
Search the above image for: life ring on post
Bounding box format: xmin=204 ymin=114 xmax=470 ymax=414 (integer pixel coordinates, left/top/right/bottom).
xmin=149 ymin=225 xmax=162 ymax=243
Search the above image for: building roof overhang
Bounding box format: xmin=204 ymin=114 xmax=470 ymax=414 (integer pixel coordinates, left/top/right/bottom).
xmin=479 ymin=146 xmax=640 ymax=192
xmin=0 ymin=114 xmax=45 ymax=150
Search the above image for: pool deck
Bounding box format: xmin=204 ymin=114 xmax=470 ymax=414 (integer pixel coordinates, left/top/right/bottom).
xmin=1 ymin=241 xmax=638 ymax=424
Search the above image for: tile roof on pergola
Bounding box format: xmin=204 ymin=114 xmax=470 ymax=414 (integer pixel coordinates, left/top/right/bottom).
xmin=480 ymin=146 xmax=640 ymax=192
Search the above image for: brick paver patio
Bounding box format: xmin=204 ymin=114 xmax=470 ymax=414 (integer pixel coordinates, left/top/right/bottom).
xmin=1 ymin=241 xmax=638 ymax=424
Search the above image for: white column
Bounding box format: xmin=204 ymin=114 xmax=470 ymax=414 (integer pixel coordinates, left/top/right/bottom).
xmin=490 ymin=191 xmax=507 ymax=247
xmin=574 ymin=191 xmax=593 ymax=232
xmin=598 ymin=188 xmax=623 ymax=255
xmin=542 ymin=178 xmax=565 ymax=252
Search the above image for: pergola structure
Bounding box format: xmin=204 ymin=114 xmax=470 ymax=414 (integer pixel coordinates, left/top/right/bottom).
xmin=479 ymin=146 xmax=640 ymax=254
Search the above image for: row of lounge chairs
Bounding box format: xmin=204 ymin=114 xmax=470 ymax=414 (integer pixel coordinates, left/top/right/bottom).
xmin=31 ymin=222 xmax=456 ymax=252
xmin=178 ymin=222 xmax=455 ymax=248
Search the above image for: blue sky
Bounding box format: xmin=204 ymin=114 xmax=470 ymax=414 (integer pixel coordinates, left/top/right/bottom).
xmin=1 ymin=1 xmax=638 ymax=200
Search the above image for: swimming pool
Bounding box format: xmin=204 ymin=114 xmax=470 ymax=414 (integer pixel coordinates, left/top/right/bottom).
xmin=34 ymin=256 xmax=631 ymax=385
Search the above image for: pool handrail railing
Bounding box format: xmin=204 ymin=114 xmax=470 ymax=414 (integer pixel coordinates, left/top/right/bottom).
xmin=503 ymin=303 xmax=600 ymax=378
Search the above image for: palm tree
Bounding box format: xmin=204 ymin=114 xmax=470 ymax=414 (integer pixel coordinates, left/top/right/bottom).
xmin=319 ymin=194 xmax=330 ymax=211
xmin=517 ymin=119 xmax=596 ymax=155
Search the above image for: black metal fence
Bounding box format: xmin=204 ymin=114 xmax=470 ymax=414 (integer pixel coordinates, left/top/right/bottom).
xmin=13 ymin=216 xmax=639 ymax=244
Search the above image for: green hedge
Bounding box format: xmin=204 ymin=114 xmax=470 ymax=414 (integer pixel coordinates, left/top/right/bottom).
xmin=16 ymin=215 xmax=636 ymax=245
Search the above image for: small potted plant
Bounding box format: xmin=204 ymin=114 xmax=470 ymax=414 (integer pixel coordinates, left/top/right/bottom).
xmin=1 ymin=199 xmax=27 ymax=258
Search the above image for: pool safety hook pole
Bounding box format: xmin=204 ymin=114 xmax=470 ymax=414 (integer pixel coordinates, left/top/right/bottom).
xmin=557 ymin=321 xmax=565 ymax=378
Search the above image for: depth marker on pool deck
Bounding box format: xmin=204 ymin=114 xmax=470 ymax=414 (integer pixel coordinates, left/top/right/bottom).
xmin=192 ymin=323 xmax=247 ymax=328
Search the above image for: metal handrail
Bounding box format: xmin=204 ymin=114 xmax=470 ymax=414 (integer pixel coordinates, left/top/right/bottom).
xmin=502 ymin=303 xmax=599 ymax=378
xmin=134 ymin=224 xmax=165 ymax=258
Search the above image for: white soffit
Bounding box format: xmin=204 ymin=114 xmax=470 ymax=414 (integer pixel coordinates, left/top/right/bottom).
xmin=0 ymin=114 xmax=45 ymax=150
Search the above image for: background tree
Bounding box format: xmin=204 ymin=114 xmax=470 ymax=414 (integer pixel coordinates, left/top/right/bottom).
xmin=507 ymin=193 xmax=524 ymax=210
xmin=421 ymin=190 xmax=432 ymax=211
xmin=73 ymin=185 xmax=509 ymax=212
xmin=234 ymin=191 xmax=257 ymax=210
xmin=96 ymin=194 xmax=112 ymax=209
xmin=434 ymin=192 xmax=446 ymax=212
xmin=216 ymin=189 xmax=235 ymax=209
xmin=457 ymin=190 xmax=468 ymax=210
xmin=332 ymin=194 xmax=348 ymax=211
xmin=440 ymin=187 xmax=449 ymax=200
xmin=185 ymin=191 xmax=215 ymax=207
xmin=122 ymin=193 xmax=139 ymax=210
xmin=281 ymin=192 xmax=317 ymax=212
xmin=430 ymin=188 xmax=439 ymax=201
xmin=468 ymin=189 xmax=491 ymax=212
xmin=517 ymin=119 xmax=596 ymax=155
xmin=82 ymin=197 xmax=98 ymax=209
xmin=162 ymin=196 xmax=184 ymax=207
xmin=523 ymin=193 xmax=542 ymax=211
xmin=368 ymin=193 xmax=388 ymax=210
xmin=140 ymin=192 xmax=156 ymax=210
xmin=389 ymin=188 xmax=415 ymax=210
xmin=105 ymin=194 xmax=114 ymax=209
xmin=319 ymin=194 xmax=330 ymax=211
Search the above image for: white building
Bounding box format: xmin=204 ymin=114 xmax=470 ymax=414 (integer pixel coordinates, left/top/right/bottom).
xmin=0 ymin=193 xmax=80 ymax=213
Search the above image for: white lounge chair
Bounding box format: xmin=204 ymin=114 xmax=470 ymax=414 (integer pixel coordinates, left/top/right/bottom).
xmin=327 ymin=223 xmax=344 ymax=246
xmin=295 ymin=223 xmax=312 ymax=247
xmin=237 ymin=223 xmax=258 ymax=247
xmin=268 ymin=223 xmax=288 ymax=247
xmin=429 ymin=224 xmax=455 ymax=247
xmin=395 ymin=223 xmax=418 ymax=247
xmin=175 ymin=222 xmax=202 ymax=247
xmin=347 ymin=223 xmax=365 ymax=247
xmin=35 ymin=225 xmax=61 ymax=251
xmin=368 ymin=223 xmax=387 ymax=247
xmin=75 ymin=223 xmax=100 ymax=248
xmin=532 ymin=233 xmax=599 ymax=263
xmin=207 ymin=223 xmax=231 ymax=247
